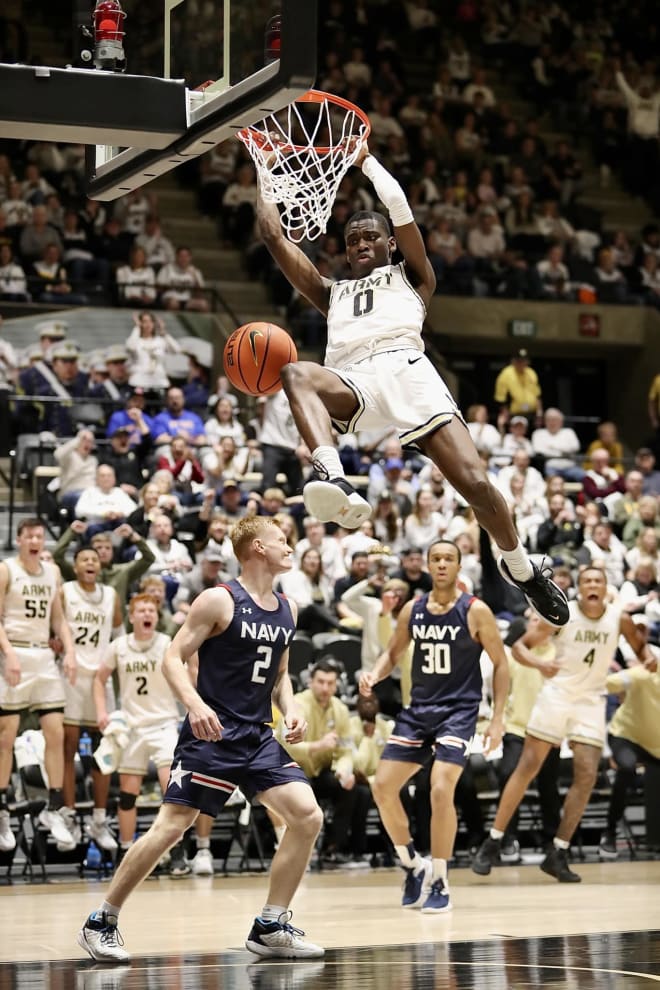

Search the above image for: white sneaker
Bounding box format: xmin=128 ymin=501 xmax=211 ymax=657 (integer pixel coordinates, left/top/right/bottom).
xmin=57 ymin=808 xmax=82 ymax=851
xmin=0 ymin=809 xmax=16 ymax=851
xmin=77 ymin=912 xmax=130 ymax=962
xmin=303 ymin=478 xmax=372 ymax=530
xmin=245 ymin=912 xmax=325 ymax=958
xmin=86 ymin=817 xmax=118 ymax=851
xmin=191 ymin=848 xmax=214 ymax=875
xmin=39 ymin=807 xmax=76 ymax=850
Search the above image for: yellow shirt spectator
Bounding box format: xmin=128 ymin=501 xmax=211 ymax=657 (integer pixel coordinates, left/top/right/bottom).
xmin=606 ymin=665 xmax=660 ymax=758
xmin=494 ymin=350 xmax=542 ymax=417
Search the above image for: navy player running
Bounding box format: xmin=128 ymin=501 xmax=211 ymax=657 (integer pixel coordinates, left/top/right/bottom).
xmin=359 ymin=540 xmax=509 ymax=913
xmin=78 ymin=516 xmax=324 ymax=963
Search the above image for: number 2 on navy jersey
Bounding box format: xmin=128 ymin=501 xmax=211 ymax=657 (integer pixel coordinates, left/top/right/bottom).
xmin=251 ymin=645 xmax=273 ymax=684
xmin=420 ymin=643 xmax=451 ymax=675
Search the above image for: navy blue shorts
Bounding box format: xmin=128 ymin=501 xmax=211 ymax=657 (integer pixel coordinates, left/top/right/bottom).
xmin=381 ymin=702 xmax=479 ymax=768
xmin=164 ymin=716 xmax=310 ymax=817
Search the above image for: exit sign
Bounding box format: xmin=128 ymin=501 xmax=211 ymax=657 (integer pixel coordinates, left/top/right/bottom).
xmin=508 ymin=319 xmax=537 ymax=338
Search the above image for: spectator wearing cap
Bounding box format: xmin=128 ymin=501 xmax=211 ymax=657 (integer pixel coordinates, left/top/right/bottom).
xmin=493 ymin=415 xmax=534 ymax=469
xmin=493 ymin=349 xmax=543 ymax=430
xmin=634 ymin=448 xmax=660 ymax=497
xmin=16 ymin=339 xmax=89 ymax=438
xmin=35 ymin=319 xmax=68 ymax=360
xmin=53 ymin=428 xmax=98 ymax=517
xmin=217 ymin=478 xmax=247 ymax=521
xmin=106 ymin=388 xmax=154 ymax=449
xmin=171 ymin=548 xmax=227 ymax=620
xmin=89 ymin=345 xmax=133 ymax=411
xmin=98 ymin=424 xmax=152 ymax=500
xmin=260 ymin=487 xmax=288 ymax=517
xmin=125 ymin=311 xmax=182 ymax=393
xmin=198 ymin=512 xmax=239 ymax=578
xmin=151 ymin=385 xmax=207 ymax=451
xmin=295 ymin=516 xmax=347 ymax=584
xmin=393 ymin=546 xmax=432 ymax=599
xmin=74 ymin=464 xmax=137 ymax=534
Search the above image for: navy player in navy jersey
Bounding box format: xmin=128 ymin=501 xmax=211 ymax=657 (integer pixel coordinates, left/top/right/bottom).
xmin=359 ymin=540 xmax=509 ymax=913
xmin=78 ymin=516 xmax=325 ymax=964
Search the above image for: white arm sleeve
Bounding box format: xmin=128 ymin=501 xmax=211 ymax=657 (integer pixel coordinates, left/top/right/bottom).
xmin=361 ymin=156 xmax=414 ymax=227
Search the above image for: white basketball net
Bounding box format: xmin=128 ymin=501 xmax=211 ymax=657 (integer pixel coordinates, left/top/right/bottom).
xmin=238 ymin=92 xmax=370 ymax=242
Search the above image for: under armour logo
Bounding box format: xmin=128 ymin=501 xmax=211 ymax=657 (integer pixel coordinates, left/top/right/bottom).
xmin=241 ymin=607 xmax=252 ymax=614
xmin=415 ymin=613 xmax=424 ymax=620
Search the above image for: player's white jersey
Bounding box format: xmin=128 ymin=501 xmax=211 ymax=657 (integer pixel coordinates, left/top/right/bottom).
xmin=2 ymin=558 xmax=59 ymax=646
xmin=326 ymin=262 xmax=425 ymax=368
xmin=104 ymin=632 xmax=178 ymax=728
xmin=62 ymin=581 xmax=117 ymax=674
xmin=551 ymin=600 xmax=622 ymax=696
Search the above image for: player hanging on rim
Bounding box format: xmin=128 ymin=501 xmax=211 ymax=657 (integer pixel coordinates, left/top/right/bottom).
xmin=78 ymin=516 xmax=324 ymax=963
xmin=256 ymin=141 xmax=568 ymax=629
xmin=359 ymin=539 xmax=509 ymax=912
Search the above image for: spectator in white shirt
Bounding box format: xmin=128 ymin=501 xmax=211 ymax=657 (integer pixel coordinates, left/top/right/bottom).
xmin=157 ymin=246 xmax=209 ymax=312
xmin=295 ymin=516 xmax=346 ymax=584
xmin=463 ymin=68 xmax=497 ymax=108
xmin=0 ymin=244 xmax=29 ymax=301
xmin=74 ymin=464 xmax=137 ymax=532
xmin=532 ymin=407 xmax=584 ymax=480
xmin=141 ymin=513 xmax=194 ymax=604
xmin=135 ymin=214 xmax=175 ymax=269
xmin=497 ymin=448 xmax=546 ymax=505
xmin=466 ymin=403 xmax=502 ymax=457
xmin=115 ymin=246 xmax=157 ymax=305
xmin=54 ymin=428 xmax=98 ymax=516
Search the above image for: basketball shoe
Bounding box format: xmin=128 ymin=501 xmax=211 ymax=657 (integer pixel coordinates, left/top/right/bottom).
xmin=421 ymin=879 xmax=452 ymax=914
xmin=401 ymin=857 xmax=432 ymax=908
xmin=598 ymin=831 xmax=618 ymax=861
xmin=39 ymin=807 xmax=76 ymax=850
xmin=77 ymin=911 xmax=130 ymax=962
xmin=0 ymin=810 xmax=16 ymax=851
xmin=471 ymin=835 xmax=501 ymax=876
xmin=497 ymin=559 xmax=569 ymax=628
xmin=191 ymin=848 xmax=214 ymax=875
xmin=245 ymin=912 xmax=325 ymax=959
xmin=541 ymin=846 xmax=581 ymax=883
xmin=303 ymin=478 xmax=372 ymax=530
xmin=86 ymin=817 xmax=118 ymax=852
xmin=500 ymin=838 xmax=521 ymax=864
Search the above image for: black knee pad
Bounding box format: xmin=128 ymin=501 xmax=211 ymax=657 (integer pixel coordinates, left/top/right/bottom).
xmin=118 ymin=791 xmax=137 ymax=811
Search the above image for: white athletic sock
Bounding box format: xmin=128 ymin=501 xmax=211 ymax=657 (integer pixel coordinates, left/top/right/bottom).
xmin=196 ymin=837 xmax=210 ymax=850
xmin=553 ymin=837 xmax=569 ymax=850
xmin=311 ymin=445 xmax=344 ymax=481
xmin=92 ymin=807 xmax=106 ymax=825
xmin=98 ymin=900 xmax=120 ymax=924
xmin=490 ymin=827 xmax=504 ymax=841
xmin=432 ymin=858 xmax=447 ymax=884
xmin=395 ymin=842 xmax=422 ymax=870
xmin=261 ymin=903 xmax=288 ymax=923
xmin=500 ymin=542 xmax=534 ymax=581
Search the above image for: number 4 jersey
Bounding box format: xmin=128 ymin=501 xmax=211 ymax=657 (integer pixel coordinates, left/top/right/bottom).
xmin=62 ymin=581 xmax=118 ymax=674
xmin=548 ymin=599 xmax=622 ymax=698
xmin=409 ymin=592 xmax=483 ymax=707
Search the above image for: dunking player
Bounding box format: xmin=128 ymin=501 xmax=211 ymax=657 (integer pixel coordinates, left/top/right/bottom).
xmin=0 ymin=518 xmax=77 ymax=851
xmin=359 ymin=540 xmax=509 ymax=912
xmin=61 ymin=546 xmax=123 ymax=852
xmin=472 ymin=566 xmax=654 ymax=882
xmin=78 ymin=517 xmax=324 ymax=963
xmin=256 ymin=142 xmax=568 ymax=628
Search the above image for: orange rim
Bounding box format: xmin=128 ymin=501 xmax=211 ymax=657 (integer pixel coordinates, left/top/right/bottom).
xmin=237 ymin=89 xmax=371 ymax=155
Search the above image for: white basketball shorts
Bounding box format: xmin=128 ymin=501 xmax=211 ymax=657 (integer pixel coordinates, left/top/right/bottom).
xmin=63 ymin=672 xmax=115 ymax=728
xmin=0 ymin=647 xmax=65 ymax=713
xmin=118 ymin=720 xmax=180 ymax=776
xmin=526 ymin=686 xmax=606 ymax=749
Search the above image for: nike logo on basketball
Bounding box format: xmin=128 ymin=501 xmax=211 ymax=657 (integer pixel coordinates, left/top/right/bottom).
xmin=248 ymin=328 xmax=263 ymax=364
xmin=407 ymin=356 xmax=423 ymax=365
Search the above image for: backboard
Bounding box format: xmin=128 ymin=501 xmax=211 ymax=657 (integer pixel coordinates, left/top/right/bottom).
xmin=0 ymin=0 xmax=317 ymax=201
xmin=87 ymin=0 xmax=317 ymax=200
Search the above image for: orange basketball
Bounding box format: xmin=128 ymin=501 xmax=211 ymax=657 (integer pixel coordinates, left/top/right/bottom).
xmin=223 ymin=321 xmax=297 ymax=396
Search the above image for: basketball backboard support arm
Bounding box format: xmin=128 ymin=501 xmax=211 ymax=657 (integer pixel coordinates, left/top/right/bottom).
xmin=87 ymin=0 xmax=317 ymax=200
xmin=0 ymin=63 xmax=187 ymax=147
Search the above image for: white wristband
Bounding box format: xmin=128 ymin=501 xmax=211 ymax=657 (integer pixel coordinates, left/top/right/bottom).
xmin=361 ymin=155 xmax=414 ymax=228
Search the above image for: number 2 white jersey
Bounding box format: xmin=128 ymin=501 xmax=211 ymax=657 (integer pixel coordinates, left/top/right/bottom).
xmin=2 ymin=558 xmax=59 ymax=646
xmin=62 ymin=581 xmax=117 ymax=675
xmin=104 ymin=632 xmax=178 ymax=728
xmin=551 ymin=600 xmax=622 ymax=697
xmin=326 ymin=262 xmax=426 ymax=369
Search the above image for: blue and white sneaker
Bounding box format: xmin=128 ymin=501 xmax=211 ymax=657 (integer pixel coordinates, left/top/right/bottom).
xmin=77 ymin=911 xmax=130 ymax=962
xmin=421 ymin=879 xmax=452 ymax=914
xmin=401 ymin=857 xmax=432 ymax=908
xmin=245 ymin=912 xmax=325 ymax=959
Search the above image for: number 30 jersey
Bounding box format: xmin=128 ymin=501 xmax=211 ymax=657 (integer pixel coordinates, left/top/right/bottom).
xmin=409 ymin=592 xmax=483 ymax=707
xmin=62 ymin=581 xmax=117 ymax=674
xmin=550 ymin=600 xmax=622 ymax=697
xmin=197 ymin=580 xmax=296 ymax=725
xmin=104 ymin=632 xmax=177 ymax=728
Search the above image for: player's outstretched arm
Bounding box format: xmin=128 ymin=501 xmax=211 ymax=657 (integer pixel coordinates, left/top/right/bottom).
xmin=510 ymin=619 xmax=562 ymax=677
xmin=359 ymin=600 xmax=413 ymax=695
xmin=354 ymin=143 xmax=435 ymax=300
xmin=256 ymin=179 xmax=331 ymax=315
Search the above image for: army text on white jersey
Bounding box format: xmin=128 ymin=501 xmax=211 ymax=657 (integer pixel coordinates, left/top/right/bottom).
xmin=551 ymin=600 xmax=622 ymax=696
xmin=104 ymin=632 xmax=178 ymax=728
xmin=2 ymin=558 xmax=59 ymax=646
xmin=326 ymin=262 xmax=426 ymax=368
xmin=62 ymin=581 xmax=118 ymax=674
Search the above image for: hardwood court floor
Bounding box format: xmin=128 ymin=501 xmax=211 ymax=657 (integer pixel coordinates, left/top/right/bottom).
xmin=0 ymin=861 xmax=658 ymax=988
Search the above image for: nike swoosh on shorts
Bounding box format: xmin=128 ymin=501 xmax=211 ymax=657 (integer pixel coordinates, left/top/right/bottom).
xmin=407 ymin=356 xmax=424 ymax=365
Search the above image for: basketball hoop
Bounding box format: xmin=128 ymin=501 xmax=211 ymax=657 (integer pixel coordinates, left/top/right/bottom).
xmin=238 ymin=90 xmax=371 ymax=241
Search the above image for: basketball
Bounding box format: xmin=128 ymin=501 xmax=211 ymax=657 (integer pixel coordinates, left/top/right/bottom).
xmin=222 ymin=321 xmax=297 ymax=396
